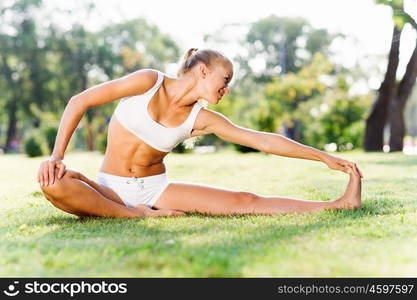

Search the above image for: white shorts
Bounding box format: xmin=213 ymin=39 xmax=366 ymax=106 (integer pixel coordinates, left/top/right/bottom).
xmin=96 ymin=171 xmax=170 ymax=208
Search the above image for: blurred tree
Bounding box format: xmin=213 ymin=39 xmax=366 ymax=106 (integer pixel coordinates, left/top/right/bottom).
xmin=365 ymin=0 xmax=417 ymax=152
xmin=295 ymin=82 xmax=373 ymax=151
xmin=96 ymin=19 xmax=180 ymax=74
xmin=236 ymin=15 xmax=336 ymax=83
xmin=0 ymin=0 xmax=181 ymax=154
xmin=86 ymin=19 xmax=180 ymax=151
xmin=203 ymin=16 xmax=340 ymax=149
xmin=0 ymin=0 xmax=52 ymax=153
xmin=364 ymin=25 xmax=402 ymax=151
xmin=263 ymin=53 xmax=332 ymax=140
xmin=389 ymin=38 xmax=417 ymax=151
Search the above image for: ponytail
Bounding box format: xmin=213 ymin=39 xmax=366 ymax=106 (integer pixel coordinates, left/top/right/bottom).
xmin=177 ymin=48 xmax=199 ymax=76
xmin=177 ymin=48 xmax=231 ymax=77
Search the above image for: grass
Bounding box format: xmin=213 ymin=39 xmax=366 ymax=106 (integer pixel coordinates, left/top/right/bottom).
xmin=1 ymin=149 xmax=416 ymax=277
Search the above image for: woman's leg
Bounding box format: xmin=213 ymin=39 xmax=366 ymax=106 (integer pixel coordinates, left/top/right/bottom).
xmin=40 ymin=169 xmax=140 ymax=218
xmin=153 ymin=171 xmax=361 ymax=215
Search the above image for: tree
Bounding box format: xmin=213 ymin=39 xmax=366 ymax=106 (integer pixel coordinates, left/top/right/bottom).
xmin=0 ymin=0 xmax=50 ymax=152
xmin=0 ymin=0 xmax=181 ymax=153
xmin=389 ymin=38 xmax=417 ymax=151
xmin=364 ymin=0 xmax=417 ymax=152
xmin=263 ymin=53 xmax=332 ymax=140
xmin=236 ymin=15 xmax=336 ymax=83
xmin=364 ymin=26 xmax=402 ymax=151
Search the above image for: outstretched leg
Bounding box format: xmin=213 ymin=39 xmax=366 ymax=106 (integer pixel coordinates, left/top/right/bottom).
xmin=252 ymin=170 xmax=361 ymax=214
xmin=153 ymin=170 xmax=361 ymax=215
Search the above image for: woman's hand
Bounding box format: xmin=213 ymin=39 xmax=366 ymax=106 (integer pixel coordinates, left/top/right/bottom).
xmin=322 ymin=154 xmax=363 ymax=178
xmin=37 ymin=155 xmax=67 ymax=186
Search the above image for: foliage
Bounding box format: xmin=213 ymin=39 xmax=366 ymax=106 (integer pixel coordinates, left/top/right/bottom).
xmin=262 ymin=53 xmax=372 ymax=151
xmin=42 ymin=126 xmax=58 ymax=155
xmin=97 ymin=133 xmax=107 ymax=155
xmin=0 ymin=0 xmax=181 ymax=154
xmin=172 ymin=143 xmax=193 ymax=154
xmin=236 ymin=15 xmax=337 ymax=83
xmin=261 ymin=53 xmax=333 ymax=132
xmin=375 ymin=0 xmax=408 ymax=29
xmin=96 ymin=19 xmax=181 ymax=74
xmin=23 ymin=134 xmax=43 ymax=157
xmin=210 ymin=83 xmax=264 ymax=152
xmin=0 ymin=1 xmax=395 ymax=155
xmin=295 ymin=90 xmax=373 ymax=151
xmin=232 ymin=144 xmax=260 ymax=153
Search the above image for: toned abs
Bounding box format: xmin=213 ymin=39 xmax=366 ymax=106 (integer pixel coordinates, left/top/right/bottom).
xmin=99 ymin=114 xmax=169 ymax=177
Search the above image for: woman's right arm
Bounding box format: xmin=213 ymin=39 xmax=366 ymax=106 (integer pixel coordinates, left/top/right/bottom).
xmin=37 ymin=69 xmax=158 ymax=187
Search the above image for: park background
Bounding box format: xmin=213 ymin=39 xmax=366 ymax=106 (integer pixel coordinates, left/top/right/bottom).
xmin=1 ymin=0 xmax=417 ymax=277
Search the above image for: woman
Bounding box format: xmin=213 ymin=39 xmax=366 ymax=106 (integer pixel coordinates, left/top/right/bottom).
xmin=38 ymin=48 xmax=363 ymax=218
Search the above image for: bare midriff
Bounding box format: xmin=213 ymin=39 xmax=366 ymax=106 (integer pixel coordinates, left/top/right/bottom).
xmin=99 ymin=114 xmax=170 ymax=178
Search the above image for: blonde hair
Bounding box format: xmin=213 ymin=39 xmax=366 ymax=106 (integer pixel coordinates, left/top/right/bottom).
xmin=178 ymin=48 xmax=232 ymax=149
xmin=177 ymin=48 xmax=232 ymax=76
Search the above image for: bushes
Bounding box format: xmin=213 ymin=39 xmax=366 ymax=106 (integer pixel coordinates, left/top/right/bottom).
xmin=23 ymin=126 xmax=59 ymax=157
xmin=172 ymin=142 xmax=193 ymax=154
xmin=295 ymin=92 xmax=372 ymax=151
xmin=97 ymin=133 xmax=107 ymax=154
xmin=232 ymin=144 xmax=260 ymax=153
xmin=43 ymin=127 xmax=58 ymax=155
xmin=23 ymin=135 xmax=43 ymax=157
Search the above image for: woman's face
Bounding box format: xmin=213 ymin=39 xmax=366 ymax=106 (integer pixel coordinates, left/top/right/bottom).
xmin=200 ymin=62 xmax=233 ymax=104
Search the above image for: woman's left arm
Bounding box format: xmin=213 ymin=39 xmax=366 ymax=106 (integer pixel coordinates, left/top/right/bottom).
xmin=263 ymin=133 xmax=363 ymax=178
xmin=202 ymin=109 xmax=363 ymax=178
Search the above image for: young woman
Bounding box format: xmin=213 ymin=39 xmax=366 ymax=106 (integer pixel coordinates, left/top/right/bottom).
xmin=38 ymin=48 xmax=363 ymax=218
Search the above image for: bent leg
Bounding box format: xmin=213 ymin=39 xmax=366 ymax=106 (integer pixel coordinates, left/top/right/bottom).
xmin=40 ymin=169 xmax=139 ymax=218
xmin=153 ymin=171 xmax=361 ymax=215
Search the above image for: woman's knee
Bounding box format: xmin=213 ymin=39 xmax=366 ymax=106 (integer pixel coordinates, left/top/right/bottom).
xmin=40 ymin=171 xmax=74 ymax=198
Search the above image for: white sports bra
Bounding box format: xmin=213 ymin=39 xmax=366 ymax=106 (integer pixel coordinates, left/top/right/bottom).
xmin=114 ymin=70 xmax=203 ymax=153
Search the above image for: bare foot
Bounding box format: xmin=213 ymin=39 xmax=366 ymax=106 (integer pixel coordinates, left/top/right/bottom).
xmin=334 ymin=170 xmax=362 ymax=209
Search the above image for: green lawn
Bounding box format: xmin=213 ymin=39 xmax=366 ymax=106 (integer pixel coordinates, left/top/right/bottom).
xmin=1 ymin=149 xmax=416 ymax=277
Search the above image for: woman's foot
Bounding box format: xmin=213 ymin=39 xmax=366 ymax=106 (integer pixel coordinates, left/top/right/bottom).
xmin=334 ymin=169 xmax=362 ymax=209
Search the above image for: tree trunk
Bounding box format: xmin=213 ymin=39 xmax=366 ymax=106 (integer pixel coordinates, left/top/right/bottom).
xmin=364 ymin=26 xmax=401 ymax=151
xmin=4 ymin=99 xmax=18 ymax=153
xmin=80 ymin=73 xmax=95 ymax=151
xmin=85 ymin=110 xmax=95 ymax=151
xmin=283 ymin=119 xmax=301 ymax=142
xmin=389 ymin=40 xmax=417 ymax=151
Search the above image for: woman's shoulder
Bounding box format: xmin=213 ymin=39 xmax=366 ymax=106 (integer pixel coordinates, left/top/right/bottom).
xmin=132 ymin=68 xmax=161 ymax=83
xmin=122 ymin=69 xmax=162 ymax=95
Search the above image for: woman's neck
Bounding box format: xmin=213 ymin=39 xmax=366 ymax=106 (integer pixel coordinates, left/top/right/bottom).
xmin=164 ymin=73 xmax=201 ymax=108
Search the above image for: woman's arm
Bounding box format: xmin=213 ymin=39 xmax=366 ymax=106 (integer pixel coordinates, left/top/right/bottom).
xmin=260 ymin=132 xmax=363 ymax=177
xmin=51 ymin=101 xmax=86 ymax=160
xmin=201 ymin=109 xmax=363 ymax=177
xmin=261 ymin=132 xmax=327 ymax=161
xmin=52 ymin=69 xmax=158 ymax=159
xmin=39 ymin=69 xmax=159 ymax=186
